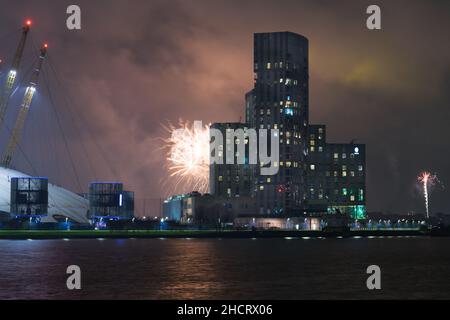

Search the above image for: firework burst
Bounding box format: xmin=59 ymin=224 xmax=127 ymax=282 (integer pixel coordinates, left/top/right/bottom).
xmin=417 ymin=171 xmax=437 ymax=219
xmin=163 ymin=120 xmax=210 ymax=194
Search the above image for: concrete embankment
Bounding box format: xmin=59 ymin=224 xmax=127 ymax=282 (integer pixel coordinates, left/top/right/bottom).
xmin=0 ymin=229 xmax=431 ymax=240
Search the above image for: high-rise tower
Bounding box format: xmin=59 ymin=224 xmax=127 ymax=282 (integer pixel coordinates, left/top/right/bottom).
xmin=246 ymin=32 xmax=309 ymax=215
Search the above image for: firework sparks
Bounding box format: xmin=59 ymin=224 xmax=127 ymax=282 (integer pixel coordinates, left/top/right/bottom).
xmin=163 ymin=120 xmax=210 ymax=194
xmin=417 ymin=171 xmax=437 ymax=219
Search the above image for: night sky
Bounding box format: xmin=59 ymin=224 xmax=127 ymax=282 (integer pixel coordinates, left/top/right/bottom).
xmin=0 ymin=0 xmax=449 ymax=216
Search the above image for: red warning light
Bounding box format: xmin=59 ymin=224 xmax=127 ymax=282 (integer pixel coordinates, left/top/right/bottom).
xmin=44 ymin=43 xmax=48 ymax=49
xmin=25 ymin=19 xmax=32 ymax=26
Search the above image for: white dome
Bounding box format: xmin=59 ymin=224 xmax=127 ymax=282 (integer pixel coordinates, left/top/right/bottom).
xmin=0 ymin=166 xmax=89 ymax=223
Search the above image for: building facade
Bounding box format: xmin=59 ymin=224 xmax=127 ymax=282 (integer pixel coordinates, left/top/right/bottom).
xmin=209 ymin=122 xmax=254 ymax=199
xmin=163 ymin=192 xmax=254 ymax=224
xmin=306 ymin=125 xmax=366 ymax=219
xmin=10 ymin=177 xmax=48 ymax=218
xmin=246 ymin=32 xmax=310 ymax=215
xmin=88 ymin=182 xmax=134 ymax=220
xmin=206 ymin=31 xmax=367 ymax=221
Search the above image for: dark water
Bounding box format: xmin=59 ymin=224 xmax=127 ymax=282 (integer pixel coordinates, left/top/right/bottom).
xmin=0 ymin=237 xmax=449 ymax=299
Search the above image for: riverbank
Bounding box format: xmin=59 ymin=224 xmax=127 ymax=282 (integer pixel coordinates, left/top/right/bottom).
xmin=0 ymin=228 xmax=434 ymax=240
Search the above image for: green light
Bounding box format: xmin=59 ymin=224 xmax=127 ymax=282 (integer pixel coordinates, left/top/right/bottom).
xmin=327 ymin=205 xmax=367 ymax=220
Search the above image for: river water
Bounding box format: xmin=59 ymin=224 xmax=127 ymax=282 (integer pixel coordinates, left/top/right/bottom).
xmin=0 ymin=237 xmax=449 ymax=299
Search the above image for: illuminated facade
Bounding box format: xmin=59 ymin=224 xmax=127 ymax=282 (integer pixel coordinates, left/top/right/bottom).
xmin=88 ymin=182 xmax=134 ymax=220
xmin=208 ymin=31 xmax=366 ymax=220
xmin=246 ymin=32 xmax=309 ymax=215
xmin=306 ymin=125 xmax=366 ymax=219
xmin=209 ymin=122 xmax=254 ymax=199
xmin=10 ymin=177 xmax=48 ymax=218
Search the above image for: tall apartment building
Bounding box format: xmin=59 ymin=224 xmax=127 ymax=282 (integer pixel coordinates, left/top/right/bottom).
xmin=246 ymin=32 xmax=309 ymax=215
xmin=207 ymin=31 xmax=366 ymax=220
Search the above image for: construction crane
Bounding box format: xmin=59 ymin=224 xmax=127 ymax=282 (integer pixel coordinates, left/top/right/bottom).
xmin=0 ymin=19 xmax=32 ymax=126
xmin=1 ymin=43 xmax=47 ymax=168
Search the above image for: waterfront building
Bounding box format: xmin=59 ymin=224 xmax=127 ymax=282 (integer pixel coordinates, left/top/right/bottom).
xmin=88 ymin=182 xmax=134 ymax=220
xmin=306 ymin=125 xmax=366 ymax=219
xmin=246 ymin=32 xmax=309 ymax=215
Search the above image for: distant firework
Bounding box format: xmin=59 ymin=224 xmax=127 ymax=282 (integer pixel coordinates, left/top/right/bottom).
xmin=417 ymin=171 xmax=437 ymax=219
xmin=163 ymin=120 xmax=210 ymax=194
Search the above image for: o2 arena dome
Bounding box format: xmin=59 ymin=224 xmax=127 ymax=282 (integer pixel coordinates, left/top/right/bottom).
xmin=0 ymin=166 xmax=89 ymax=224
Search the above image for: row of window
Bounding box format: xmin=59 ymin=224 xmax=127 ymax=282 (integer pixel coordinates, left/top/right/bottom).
xmin=255 ymin=61 xmax=301 ymax=70
xmin=309 ymin=187 xmax=365 ymax=201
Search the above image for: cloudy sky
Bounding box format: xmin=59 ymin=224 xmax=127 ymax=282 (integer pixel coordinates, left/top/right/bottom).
xmin=0 ymin=0 xmax=449 ymax=215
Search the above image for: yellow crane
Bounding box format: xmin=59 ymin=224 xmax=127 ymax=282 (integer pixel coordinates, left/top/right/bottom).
xmin=0 ymin=19 xmax=32 ymax=127
xmin=2 ymin=43 xmax=48 ymax=168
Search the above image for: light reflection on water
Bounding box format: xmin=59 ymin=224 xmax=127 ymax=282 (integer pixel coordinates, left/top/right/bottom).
xmin=0 ymin=237 xmax=449 ymax=299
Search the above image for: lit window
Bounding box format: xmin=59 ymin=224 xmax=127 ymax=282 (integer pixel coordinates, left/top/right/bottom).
xmin=342 ymin=171 xmax=347 ymax=177
xmin=310 ymin=164 xmax=315 ymax=170
xmin=342 ymin=153 xmax=347 ymax=159
xmin=334 ymin=153 xmax=339 ymax=159
xmin=359 ymin=189 xmax=364 ymax=201
xmin=350 ymin=195 xmax=355 ymax=202
xmin=218 ymin=176 xmax=223 ymax=181
xmin=266 ymin=62 xmax=271 ymax=69
xmin=266 ymin=178 xmax=271 ymax=183
xmin=318 ymin=190 xmax=323 ymax=200
xmin=342 ymin=188 xmax=347 ymax=196
xmin=358 ymin=165 xmax=363 ymax=171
